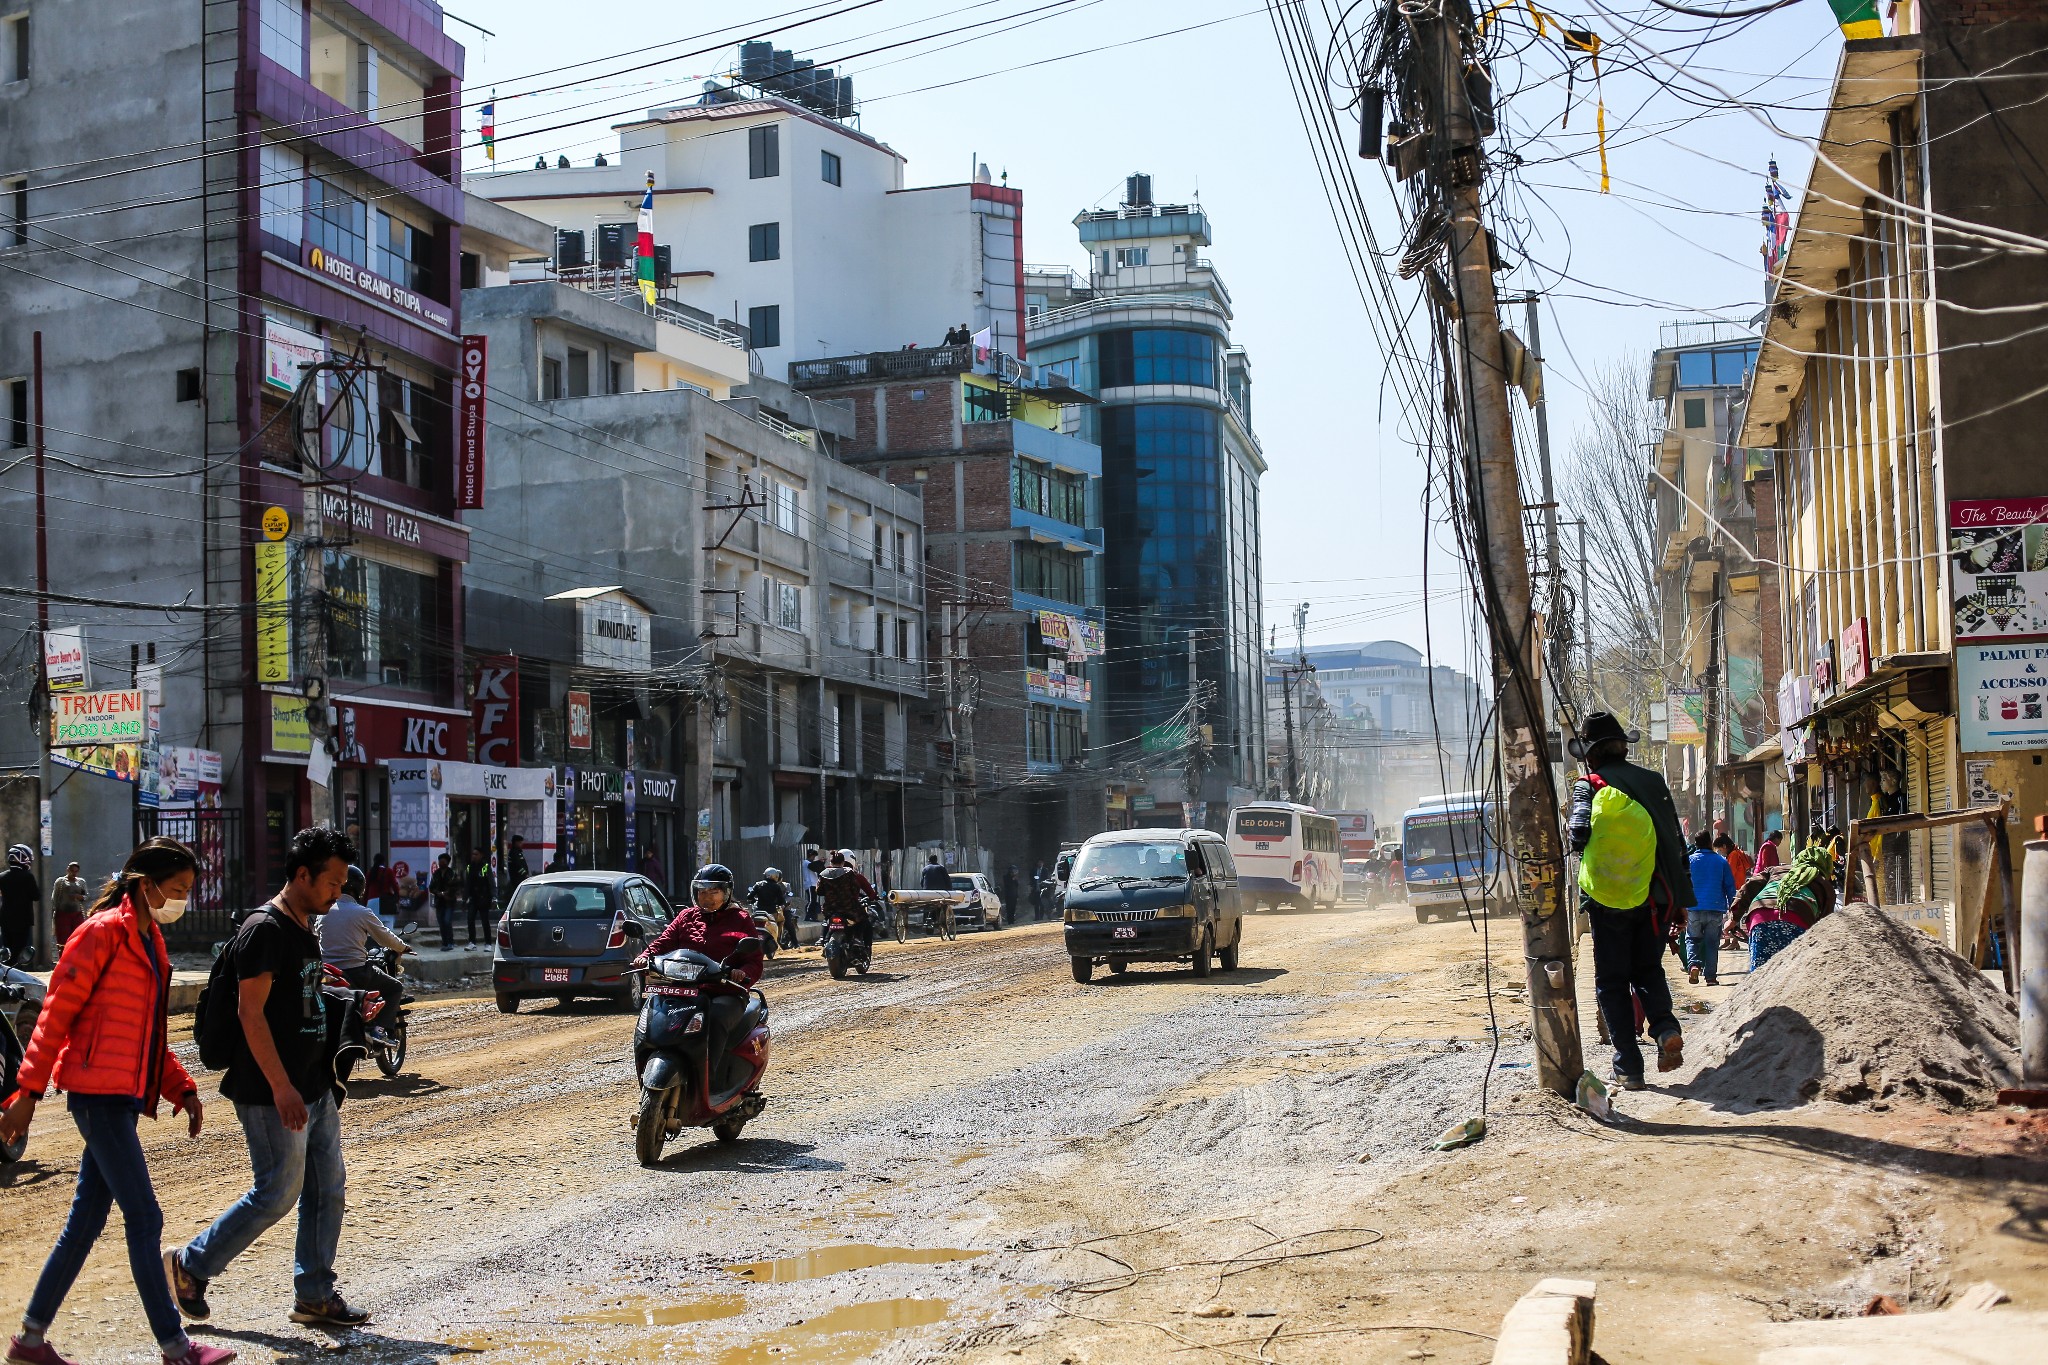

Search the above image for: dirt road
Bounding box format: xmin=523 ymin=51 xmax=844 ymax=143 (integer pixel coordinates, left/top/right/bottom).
xmin=1 ymin=904 xmax=2042 ymax=1364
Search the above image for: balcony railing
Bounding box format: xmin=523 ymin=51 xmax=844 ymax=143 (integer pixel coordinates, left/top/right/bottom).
xmin=1027 ymin=293 xmax=1230 ymax=334
xmin=791 ymin=344 xmax=974 ymax=386
xmin=539 ymin=265 xmax=748 ymax=348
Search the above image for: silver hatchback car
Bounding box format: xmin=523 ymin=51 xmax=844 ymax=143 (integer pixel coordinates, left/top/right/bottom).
xmin=491 ymin=871 xmax=675 ymax=1014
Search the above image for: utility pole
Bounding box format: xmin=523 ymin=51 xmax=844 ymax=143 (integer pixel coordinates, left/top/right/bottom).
xmin=938 ymin=602 xmax=958 ymax=852
xmin=1701 ymin=574 xmax=1723 ymax=834
xmin=1279 ymin=663 xmax=1313 ymax=801
xmin=1415 ymin=6 xmax=1583 ymax=1094
xmin=1183 ymin=630 xmax=1204 ymax=828
xmin=32 ymin=331 xmax=53 ymax=964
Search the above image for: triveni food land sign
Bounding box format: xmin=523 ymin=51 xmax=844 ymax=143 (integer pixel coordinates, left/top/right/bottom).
xmin=52 ymin=689 xmax=147 ymax=746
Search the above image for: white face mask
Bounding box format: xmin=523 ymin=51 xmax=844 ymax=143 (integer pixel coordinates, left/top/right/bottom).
xmin=150 ymin=896 xmax=189 ymax=925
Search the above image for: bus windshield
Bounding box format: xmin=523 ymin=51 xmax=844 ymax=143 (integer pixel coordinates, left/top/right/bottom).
xmin=1403 ymin=815 xmax=1487 ymax=867
xmin=1072 ymin=841 xmax=1189 ymax=884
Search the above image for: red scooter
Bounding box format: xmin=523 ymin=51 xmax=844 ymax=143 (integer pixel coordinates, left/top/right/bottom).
xmin=631 ymin=939 xmax=770 ymax=1165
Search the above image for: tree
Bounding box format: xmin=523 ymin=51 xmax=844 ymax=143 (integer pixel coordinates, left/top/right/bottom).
xmin=1559 ymin=353 xmax=1663 ymax=735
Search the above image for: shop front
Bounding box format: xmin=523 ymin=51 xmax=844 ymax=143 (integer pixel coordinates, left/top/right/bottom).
xmin=386 ymin=760 xmax=557 ymax=894
xmin=557 ymin=764 xmax=680 ymax=891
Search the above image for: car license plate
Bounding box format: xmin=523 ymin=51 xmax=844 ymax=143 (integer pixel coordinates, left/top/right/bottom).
xmin=542 ymin=967 xmax=571 ymax=983
xmin=1113 ymin=926 xmax=1137 ymax=939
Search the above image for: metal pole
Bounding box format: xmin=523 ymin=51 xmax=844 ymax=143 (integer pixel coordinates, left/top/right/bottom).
xmin=2021 ymin=829 xmax=2046 ymax=1087
xmin=1282 ymin=669 xmax=1299 ymax=800
xmin=1418 ymin=7 xmax=1583 ymax=1095
xmin=32 ymin=331 xmax=53 ymax=965
xmin=1701 ymin=575 xmax=1723 ymax=834
xmin=939 ymin=603 xmax=957 ymax=851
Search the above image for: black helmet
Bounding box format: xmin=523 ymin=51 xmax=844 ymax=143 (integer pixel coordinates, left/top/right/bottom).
xmin=691 ymin=864 xmax=734 ymax=898
xmin=343 ymin=864 xmax=366 ymax=900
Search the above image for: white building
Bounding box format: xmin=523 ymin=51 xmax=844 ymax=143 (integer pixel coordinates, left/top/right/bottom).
xmin=472 ymin=90 xmax=1025 ymax=378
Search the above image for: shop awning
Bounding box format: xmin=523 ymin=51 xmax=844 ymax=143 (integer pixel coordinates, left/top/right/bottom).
xmin=1737 ymin=738 xmax=1783 ymax=766
xmin=1802 ymin=651 xmax=1950 ymax=727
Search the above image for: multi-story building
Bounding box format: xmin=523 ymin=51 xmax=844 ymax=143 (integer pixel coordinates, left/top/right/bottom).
xmin=1647 ymin=320 xmax=1780 ymax=846
xmin=788 ymin=343 xmax=1104 ymax=875
xmin=471 ymin=65 xmax=1026 ymax=378
xmin=1296 ymin=642 xmax=1482 ymax=823
xmin=1025 ymin=176 xmax=1268 ymax=826
xmin=0 ymin=0 xmax=473 ymax=930
xmin=460 ymin=274 xmax=928 ymax=888
xmin=1742 ymin=1 xmax=2048 ymax=949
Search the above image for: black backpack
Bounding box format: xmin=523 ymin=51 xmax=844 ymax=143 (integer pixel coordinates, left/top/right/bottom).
xmin=193 ymin=907 xmax=270 ymax=1071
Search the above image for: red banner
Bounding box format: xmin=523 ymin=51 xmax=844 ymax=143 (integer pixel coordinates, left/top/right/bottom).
xmin=473 ymin=655 xmax=520 ymax=767
xmin=457 ymin=335 xmax=487 ymax=510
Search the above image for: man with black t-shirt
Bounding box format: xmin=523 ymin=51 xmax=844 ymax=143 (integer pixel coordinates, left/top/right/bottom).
xmin=166 ymin=827 xmax=380 ymax=1330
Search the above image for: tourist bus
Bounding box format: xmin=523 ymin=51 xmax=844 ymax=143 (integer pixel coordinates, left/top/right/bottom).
xmin=1327 ymin=810 xmax=1378 ymax=859
xmin=1399 ymin=792 xmax=1505 ymax=922
xmin=1229 ymin=801 xmax=1343 ymax=909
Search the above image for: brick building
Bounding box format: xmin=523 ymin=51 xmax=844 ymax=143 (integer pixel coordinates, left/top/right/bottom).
xmin=790 ymin=344 xmax=1105 ymax=876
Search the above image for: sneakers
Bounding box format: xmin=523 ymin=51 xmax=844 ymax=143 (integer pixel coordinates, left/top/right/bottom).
xmin=163 ymin=1344 xmax=237 ymax=1365
xmin=1687 ymin=964 xmax=1701 ymax=984
xmin=1609 ymin=1068 xmax=1646 ymax=1092
xmin=163 ymin=1250 xmax=210 ymax=1321
xmin=7 ymin=1337 xmax=80 ymax=1365
xmin=1658 ymin=1031 xmax=1686 ymax=1073
xmin=289 ymin=1297 xmax=372 ymax=1328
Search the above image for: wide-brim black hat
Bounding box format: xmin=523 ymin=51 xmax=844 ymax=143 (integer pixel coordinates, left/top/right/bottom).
xmin=1577 ymin=711 xmax=1628 ymax=747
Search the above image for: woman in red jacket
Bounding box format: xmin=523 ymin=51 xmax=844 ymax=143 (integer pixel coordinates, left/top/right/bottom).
xmin=0 ymin=838 xmax=234 ymax=1365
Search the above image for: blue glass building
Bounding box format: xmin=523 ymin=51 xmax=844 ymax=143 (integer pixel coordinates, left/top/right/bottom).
xmin=1026 ymin=179 xmax=1268 ymax=824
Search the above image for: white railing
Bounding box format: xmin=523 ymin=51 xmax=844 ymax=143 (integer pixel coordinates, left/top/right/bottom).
xmin=1027 ymin=293 xmax=1229 ymax=333
xmin=752 ymin=410 xmax=814 ymax=447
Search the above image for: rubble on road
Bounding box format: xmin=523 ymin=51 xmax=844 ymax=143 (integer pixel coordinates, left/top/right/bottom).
xmin=1681 ymin=904 xmax=2019 ymax=1112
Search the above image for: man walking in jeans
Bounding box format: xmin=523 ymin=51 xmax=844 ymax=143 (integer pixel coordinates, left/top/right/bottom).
xmin=165 ymin=827 xmax=377 ymax=1329
xmin=1566 ymin=712 xmax=1692 ymax=1091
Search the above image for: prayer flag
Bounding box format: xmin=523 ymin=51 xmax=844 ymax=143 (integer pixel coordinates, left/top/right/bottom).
xmin=1826 ymin=0 xmax=1884 ymax=39
xmin=635 ymin=173 xmax=657 ymax=308
xmin=480 ymin=96 xmax=495 ymax=163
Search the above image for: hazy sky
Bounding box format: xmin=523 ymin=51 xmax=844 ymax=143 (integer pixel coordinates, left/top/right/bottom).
xmin=454 ymin=0 xmax=1843 ymax=670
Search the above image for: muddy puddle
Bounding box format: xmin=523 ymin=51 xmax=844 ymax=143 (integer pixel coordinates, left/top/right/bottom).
xmin=724 ymin=1243 xmax=985 ymax=1282
xmin=716 ymin=1298 xmax=952 ymax=1364
xmin=565 ymin=1293 xmax=749 ymax=1325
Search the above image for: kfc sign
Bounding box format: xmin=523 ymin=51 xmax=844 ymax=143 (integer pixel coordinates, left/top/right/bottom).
xmin=328 ymin=697 xmax=468 ymax=765
xmin=473 ymin=655 xmax=521 ymax=767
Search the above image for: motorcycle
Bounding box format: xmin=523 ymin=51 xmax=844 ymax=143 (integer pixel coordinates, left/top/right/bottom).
xmin=631 ymin=939 xmax=770 ymax=1166
xmin=1 ymin=946 xmax=47 ymax=1167
xmin=821 ymin=901 xmax=875 ymax=980
xmin=334 ymin=925 xmax=419 ymax=1083
xmin=749 ymin=907 xmax=781 ymax=962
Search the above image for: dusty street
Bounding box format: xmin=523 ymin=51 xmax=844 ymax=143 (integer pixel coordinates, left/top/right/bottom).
xmin=2 ymin=903 xmax=2043 ymax=1364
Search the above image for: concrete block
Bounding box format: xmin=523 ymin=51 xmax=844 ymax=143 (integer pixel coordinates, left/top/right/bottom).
xmin=1490 ymin=1278 xmax=1596 ymax=1365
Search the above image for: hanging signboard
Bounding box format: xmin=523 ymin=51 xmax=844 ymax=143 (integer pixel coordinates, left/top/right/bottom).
xmin=566 ymin=691 xmax=592 ymax=750
xmin=52 ymin=689 xmax=148 ymax=746
xmin=1949 ymin=497 xmax=2048 ymax=640
xmin=472 ymin=655 xmax=520 ymax=766
xmin=263 ymin=318 xmax=325 ymax=393
xmin=303 ymin=244 xmax=453 ymax=330
xmin=42 ymin=627 xmax=88 ymax=692
xmin=1665 ymin=688 xmax=1704 ymax=744
xmin=457 ymin=335 xmax=487 ymax=510
xmin=1957 ymin=641 xmax=2048 ymax=752
xmin=254 ymin=540 xmax=292 ymax=683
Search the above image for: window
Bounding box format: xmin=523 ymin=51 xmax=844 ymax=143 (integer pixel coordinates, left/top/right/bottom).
xmin=1675 ymin=345 xmax=1758 ymax=388
xmin=378 ymin=373 xmax=437 ymax=489
xmin=1015 ymin=542 xmax=1086 ymax=604
xmin=3 ymin=176 xmax=25 ymax=247
xmin=176 ymin=369 xmax=201 ymax=403
xmin=308 ymin=12 xmax=359 ymax=107
xmin=373 ymin=208 xmax=430 ymax=289
xmin=1026 ymin=705 xmax=1088 ymax=764
xmin=775 ymin=581 xmax=804 ymax=631
xmin=820 ymin=149 xmax=841 ymax=186
xmin=4 ymin=377 xmax=26 ymax=448
xmin=566 ymin=348 xmax=590 ymax=398
xmin=541 ymin=357 xmax=562 ymax=400
xmin=895 ymin=530 xmax=909 ymax=572
xmin=748 ymin=304 xmax=781 ymax=349
xmin=768 ymin=480 xmax=801 ymax=534
xmin=872 ymin=525 xmax=885 ymax=565
xmin=5 ymin=12 xmax=28 ymax=82
xmin=1682 ymin=397 xmax=1707 ymax=429
xmin=377 ymin=56 xmax=425 ymax=149
xmin=307 ymin=177 xmax=366 ymax=263
xmin=896 ymin=618 xmax=911 ymax=659
xmin=258 ymin=142 xmax=304 ymax=240
xmin=963 ymin=384 xmax=1010 ymax=423
xmin=303 ymin=548 xmax=447 ymax=691
xmin=1115 ymin=247 xmax=1149 ymax=268
xmin=748 ymin=221 xmax=780 ymax=262
xmin=748 ymin=124 xmax=779 ymax=179
xmin=1099 ymin=328 xmax=1217 ymax=388
xmin=609 ymin=360 xmax=626 ymax=395
xmin=1013 ymin=457 xmax=1086 ymax=526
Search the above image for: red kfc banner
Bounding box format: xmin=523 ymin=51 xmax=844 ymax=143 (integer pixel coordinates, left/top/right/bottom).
xmin=457 ymin=334 xmax=487 ymax=510
xmin=472 ymin=655 xmax=520 ymax=767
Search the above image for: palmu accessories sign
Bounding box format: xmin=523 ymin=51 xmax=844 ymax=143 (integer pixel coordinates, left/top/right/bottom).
xmin=52 ymin=689 xmax=147 ymax=746
xmin=1957 ymin=641 xmax=2048 ymax=751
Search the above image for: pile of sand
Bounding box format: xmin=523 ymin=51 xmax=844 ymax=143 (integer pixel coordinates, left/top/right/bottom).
xmin=1682 ymin=903 xmax=2019 ymax=1111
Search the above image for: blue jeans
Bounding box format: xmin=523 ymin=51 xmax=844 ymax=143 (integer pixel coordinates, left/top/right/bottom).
xmin=26 ymin=1102 xmax=190 ymax=1353
xmin=1685 ymin=910 xmax=1724 ymax=981
xmin=183 ymin=1093 xmax=345 ymax=1304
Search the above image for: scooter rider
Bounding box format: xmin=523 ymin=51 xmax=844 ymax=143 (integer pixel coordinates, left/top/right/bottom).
xmin=817 ymin=850 xmax=877 ymax=958
xmin=748 ymin=868 xmax=795 ymax=949
xmin=635 ymin=866 xmax=764 ymax=1079
xmin=316 ymin=864 xmax=409 ymax=1043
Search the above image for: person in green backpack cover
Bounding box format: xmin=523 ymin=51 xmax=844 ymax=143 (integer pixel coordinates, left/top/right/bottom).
xmin=1566 ymin=711 xmax=1693 ymax=1091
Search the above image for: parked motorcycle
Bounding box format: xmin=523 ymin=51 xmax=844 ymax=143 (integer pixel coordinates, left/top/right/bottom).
xmin=631 ymin=940 xmax=770 ymax=1166
xmin=1 ymin=946 xmax=47 ymax=1167
xmin=820 ymin=902 xmax=875 ymax=980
